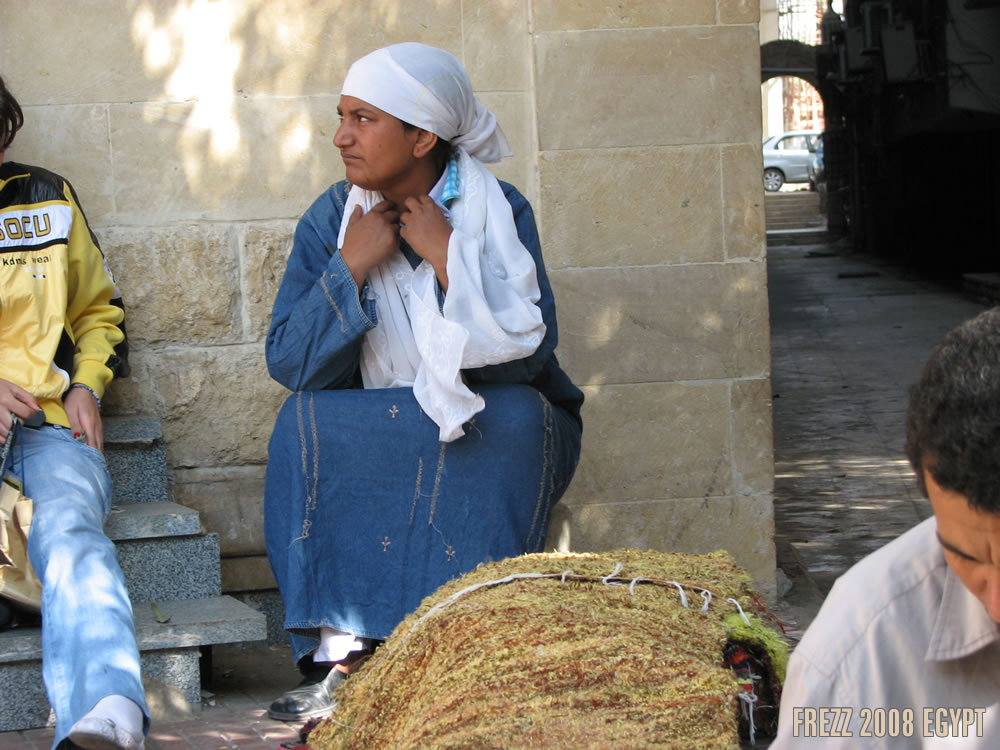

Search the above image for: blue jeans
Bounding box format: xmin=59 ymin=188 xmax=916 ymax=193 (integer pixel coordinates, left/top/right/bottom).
xmin=8 ymin=424 xmax=149 ymax=748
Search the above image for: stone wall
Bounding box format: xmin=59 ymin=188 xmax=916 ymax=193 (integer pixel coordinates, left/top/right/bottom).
xmin=0 ymin=0 xmax=774 ymax=593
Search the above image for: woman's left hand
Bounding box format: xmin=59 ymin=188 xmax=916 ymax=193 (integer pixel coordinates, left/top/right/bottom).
xmin=400 ymin=196 xmax=452 ymax=291
xmin=64 ymin=386 xmax=104 ymax=452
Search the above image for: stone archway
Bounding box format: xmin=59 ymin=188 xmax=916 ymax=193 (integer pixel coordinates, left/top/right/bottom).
xmin=760 ymin=38 xmax=849 ymax=233
xmin=760 ymin=39 xmax=840 ymax=117
xmin=760 ymin=39 xmax=819 ymax=89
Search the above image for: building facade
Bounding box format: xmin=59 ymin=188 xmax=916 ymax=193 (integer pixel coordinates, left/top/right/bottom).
xmin=0 ymin=0 xmax=777 ymax=602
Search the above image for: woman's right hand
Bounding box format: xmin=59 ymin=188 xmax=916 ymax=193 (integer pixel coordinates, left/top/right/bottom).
xmin=340 ymin=201 xmax=401 ymax=289
xmin=0 ymin=379 xmax=40 ymax=445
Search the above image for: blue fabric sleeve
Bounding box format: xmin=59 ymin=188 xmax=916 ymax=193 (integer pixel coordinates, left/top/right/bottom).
xmin=266 ymin=180 xmax=560 ymax=392
xmin=266 ymin=183 xmax=377 ymax=391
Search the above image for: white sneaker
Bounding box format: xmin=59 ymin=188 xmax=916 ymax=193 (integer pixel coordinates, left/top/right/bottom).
xmin=68 ymin=716 xmax=145 ymax=750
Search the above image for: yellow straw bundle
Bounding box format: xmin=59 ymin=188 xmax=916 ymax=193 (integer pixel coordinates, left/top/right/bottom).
xmin=308 ymin=548 xmax=782 ymax=750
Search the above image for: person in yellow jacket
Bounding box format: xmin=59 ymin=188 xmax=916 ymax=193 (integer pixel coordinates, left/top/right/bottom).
xmin=0 ymin=75 xmax=148 ymax=750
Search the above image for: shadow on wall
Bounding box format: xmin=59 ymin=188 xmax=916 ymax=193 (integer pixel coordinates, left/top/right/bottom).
xmin=0 ymin=1 xmax=475 ymax=470
xmin=2 ymin=3 xmax=769 ymax=564
xmin=119 ymin=0 xmax=359 ymax=217
xmin=3 ymin=0 xmax=438 ymax=225
xmin=138 ymin=1 xmax=354 ymax=217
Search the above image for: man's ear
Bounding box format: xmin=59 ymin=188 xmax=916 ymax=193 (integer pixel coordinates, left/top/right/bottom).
xmin=412 ymin=129 xmax=438 ymax=159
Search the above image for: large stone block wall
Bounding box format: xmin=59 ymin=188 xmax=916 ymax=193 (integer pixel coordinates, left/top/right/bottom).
xmin=0 ymin=0 xmax=774 ymax=593
xmin=532 ymin=1 xmax=774 ymax=592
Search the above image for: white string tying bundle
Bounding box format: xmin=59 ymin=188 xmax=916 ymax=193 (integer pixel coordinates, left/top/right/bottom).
xmin=601 ymin=562 xmax=625 ymax=587
xmin=665 ymin=581 xmax=689 ymax=608
xmin=404 ymin=561 xmax=756 ymax=638
xmin=727 ymin=597 xmax=753 ymax=626
xmin=628 ymin=577 xmax=651 ymax=595
xmin=738 ymin=690 xmax=759 ymax=745
xmin=392 ymin=559 xmax=771 ymax=746
xmin=408 ymin=571 xmax=554 ymax=633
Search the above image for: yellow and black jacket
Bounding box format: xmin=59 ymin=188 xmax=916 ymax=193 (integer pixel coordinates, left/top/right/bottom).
xmin=0 ymin=161 xmax=128 ymax=427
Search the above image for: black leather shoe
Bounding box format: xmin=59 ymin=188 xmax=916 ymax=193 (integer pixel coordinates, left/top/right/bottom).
xmin=267 ymin=666 xmax=348 ymax=721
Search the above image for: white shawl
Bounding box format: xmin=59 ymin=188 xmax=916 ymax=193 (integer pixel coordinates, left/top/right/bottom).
xmin=337 ymin=44 xmax=546 ymax=441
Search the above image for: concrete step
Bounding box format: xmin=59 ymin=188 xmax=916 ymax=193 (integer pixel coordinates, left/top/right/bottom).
xmin=0 ymin=595 xmax=268 ymax=731
xmin=767 ymin=228 xmax=831 ymax=245
xmin=0 ymin=415 xmax=270 ymax=733
xmin=117 ymin=534 xmax=222 ymax=603
xmin=0 ymin=596 xmax=267 ymax=664
xmin=105 ymin=502 xmax=220 ymax=603
xmin=105 ymin=502 xmax=201 ymax=541
xmin=765 ymin=192 xmax=824 ymax=231
xmin=104 ymin=417 xmax=167 ymax=505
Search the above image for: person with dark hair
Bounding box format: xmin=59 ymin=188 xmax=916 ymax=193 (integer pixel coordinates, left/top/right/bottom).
xmin=263 ymin=43 xmax=583 ymax=722
xmin=904 ymin=307 xmax=1000 ymax=519
xmin=0 ymin=75 xmax=147 ymax=750
xmin=0 ymin=76 xmax=24 ymax=151
xmin=772 ymin=307 xmax=1000 ymax=748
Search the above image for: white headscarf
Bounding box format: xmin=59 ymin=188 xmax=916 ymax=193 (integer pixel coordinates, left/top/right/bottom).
xmin=341 ymin=43 xmax=512 ymax=163
xmin=336 ymin=43 xmax=546 ymax=442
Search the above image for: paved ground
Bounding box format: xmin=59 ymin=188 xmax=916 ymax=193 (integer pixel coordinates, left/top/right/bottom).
xmin=768 ymin=232 xmax=986 ymax=631
xmin=0 ymin=230 xmax=991 ymax=749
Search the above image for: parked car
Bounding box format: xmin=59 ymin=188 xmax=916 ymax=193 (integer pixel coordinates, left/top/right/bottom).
xmin=807 ymin=132 xmax=825 ymax=191
xmin=762 ymin=130 xmax=820 ymax=191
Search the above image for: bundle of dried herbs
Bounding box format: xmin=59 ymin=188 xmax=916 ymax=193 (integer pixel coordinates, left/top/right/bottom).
xmin=308 ymin=548 xmax=786 ymax=750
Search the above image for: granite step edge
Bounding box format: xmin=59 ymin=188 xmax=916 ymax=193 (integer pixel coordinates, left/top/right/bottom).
xmin=0 ymin=595 xmax=267 ymax=663
xmin=105 ymin=501 xmax=201 ymax=541
xmin=103 ymin=417 xmax=163 ymax=446
xmin=118 ymin=534 xmax=222 ymax=604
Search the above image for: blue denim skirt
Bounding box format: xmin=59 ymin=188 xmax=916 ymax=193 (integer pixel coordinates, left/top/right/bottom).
xmin=264 ymin=384 xmax=581 ymax=660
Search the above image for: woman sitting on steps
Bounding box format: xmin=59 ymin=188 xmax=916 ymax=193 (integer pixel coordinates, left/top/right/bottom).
xmin=263 ymin=43 xmax=584 ymax=722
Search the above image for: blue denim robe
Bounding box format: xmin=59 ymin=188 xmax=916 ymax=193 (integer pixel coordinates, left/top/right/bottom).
xmin=264 ymin=180 xmax=583 ymax=659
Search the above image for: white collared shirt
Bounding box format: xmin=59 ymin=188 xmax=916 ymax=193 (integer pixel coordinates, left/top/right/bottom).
xmin=773 ymin=517 xmax=1000 ymax=748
